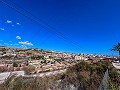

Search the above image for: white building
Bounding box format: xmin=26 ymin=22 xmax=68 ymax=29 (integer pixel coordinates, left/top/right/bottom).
xmin=75 ymin=55 xmax=88 ymax=60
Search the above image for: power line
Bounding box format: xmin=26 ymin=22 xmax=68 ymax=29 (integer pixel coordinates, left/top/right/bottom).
xmin=0 ymin=0 xmax=81 ymax=52
xmin=0 ymin=0 xmax=83 ymax=52
xmin=7 ymin=0 xmax=76 ymax=41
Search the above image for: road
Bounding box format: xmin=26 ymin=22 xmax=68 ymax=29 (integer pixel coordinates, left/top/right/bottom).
xmin=112 ymin=62 xmax=120 ymax=69
xmin=0 ymin=71 xmax=25 ymax=83
xmin=0 ymin=69 xmax=66 ymax=83
xmin=25 ymin=69 xmax=66 ymax=77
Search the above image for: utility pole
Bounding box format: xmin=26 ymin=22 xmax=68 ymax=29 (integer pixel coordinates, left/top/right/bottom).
xmin=98 ymin=69 xmax=109 ymax=90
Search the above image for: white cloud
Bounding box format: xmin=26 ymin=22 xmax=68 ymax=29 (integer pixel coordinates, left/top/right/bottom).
xmin=19 ymin=41 xmax=33 ymax=46
xmin=0 ymin=28 xmax=5 ymax=31
xmin=16 ymin=22 xmax=20 ymax=25
xmin=16 ymin=36 xmax=21 ymax=40
xmin=6 ymin=20 xmax=12 ymax=24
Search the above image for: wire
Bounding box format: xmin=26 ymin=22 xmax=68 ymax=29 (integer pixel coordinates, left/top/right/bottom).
xmin=0 ymin=0 xmax=81 ymax=52
xmin=0 ymin=0 xmax=83 ymax=53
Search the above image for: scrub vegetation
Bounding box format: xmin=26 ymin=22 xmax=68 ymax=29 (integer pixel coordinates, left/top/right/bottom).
xmin=0 ymin=61 xmax=119 ymax=90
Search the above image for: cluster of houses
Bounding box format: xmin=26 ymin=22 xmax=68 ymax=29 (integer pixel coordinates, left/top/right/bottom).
xmin=0 ymin=46 xmax=117 ymax=73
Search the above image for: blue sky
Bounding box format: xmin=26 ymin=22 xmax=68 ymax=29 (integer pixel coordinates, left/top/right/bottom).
xmin=0 ymin=0 xmax=120 ymax=55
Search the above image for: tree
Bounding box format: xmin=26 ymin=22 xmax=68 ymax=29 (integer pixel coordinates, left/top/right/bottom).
xmin=111 ymin=42 xmax=120 ymax=57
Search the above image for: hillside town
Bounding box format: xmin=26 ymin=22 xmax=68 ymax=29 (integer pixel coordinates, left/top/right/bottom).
xmin=0 ymin=46 xmax=117 ymax=74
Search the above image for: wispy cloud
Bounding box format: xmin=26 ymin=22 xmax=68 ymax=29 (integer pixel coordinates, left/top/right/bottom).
xmin=9 ymin=41 xmax=12 ymax=42
xmin=19 ymin=41 xmax=33 ymax=46
xmin=0 ymin=40 xmax=3 ymax=42
xmin=9 ymin=43 xmax=19 ymax=47
xmin=21 ymin=45 xmax=27 ymax=48
xmin=12 ymin=25 xmax=15 ymax=27
xmin=16 ymin=36 xmax=21 ymax=40
xmin=6 ymin=20 xmax=12 ymax=24
xmin=0 ymin=28 xmax=5 ymax=31
xmin=4 ymin=43 xmax=9 ymax=45
xmin=14 ymin=44 xmax=19 ymax=46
